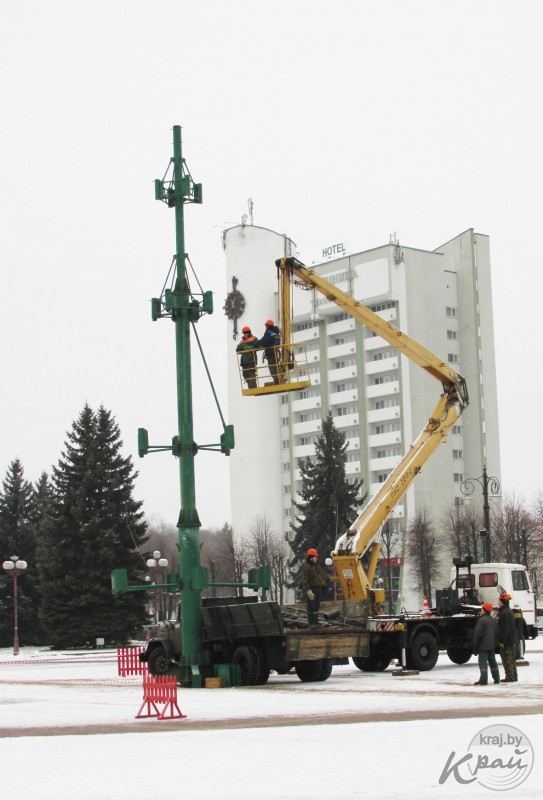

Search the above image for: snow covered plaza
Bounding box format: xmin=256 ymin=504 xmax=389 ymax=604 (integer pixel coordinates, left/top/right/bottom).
xmin=1 ymin=646 xmax=542 ymax=799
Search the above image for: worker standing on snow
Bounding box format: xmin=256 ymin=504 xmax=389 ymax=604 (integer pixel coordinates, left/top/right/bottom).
xmin=300 ymin=548 xmax=326 ymax=627
xmin=472 ymin=601 xmax=500 ymax=686
xmin=236 ymin=326 xmax=259 ymax=389
xmin=497 ymin=592 xmax=519 ymax=683
xmin=257 ymin=319 xmax=281 ymax=384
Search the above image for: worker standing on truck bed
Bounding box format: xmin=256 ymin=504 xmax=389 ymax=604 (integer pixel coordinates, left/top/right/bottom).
xmin=300 ymin=548 xmax=326 ymax=627
xmin=472 ymin=601 xmax=500 ymax=686
xmin=497 ymin=592 xmax=519 ymax=683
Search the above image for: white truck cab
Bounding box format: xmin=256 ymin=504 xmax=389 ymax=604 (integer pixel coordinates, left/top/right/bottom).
xmin=452 ymin=562 xmax=537 ymax=638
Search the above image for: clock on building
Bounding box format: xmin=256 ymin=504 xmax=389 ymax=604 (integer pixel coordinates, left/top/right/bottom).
xmin=223 ymin=277 xmax=245 ymax=338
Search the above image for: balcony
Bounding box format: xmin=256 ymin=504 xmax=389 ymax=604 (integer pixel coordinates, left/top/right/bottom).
xmin=330 ymin=389 xmax=358 ymax=406
xmin=368 ymin=431 xmax=402 ymax=448
xmin=367 ymin=407 xmax=400 ymax=424
xmin=291 ymin=396 xmax=322 ymax=413
xmin=369 ymin=454 xmax=403 ymax=473
xmin=328 ymin=341 xmax=357 ymax=360
xmin=365 ymin=356 xmax=398 ymax=376
xmin=293 ymin=443 xmax=316 ymax=459
xmin=328 ymin=366 xmax=358 ymax=383
xmin=326 ymin=319 xmax=356 ymax=336
xmin=292 ymin=419 xmax=323 ymax=436
xmin=333 ymin=413 xmax=358 ymax=429
xmin=366 ymin=381 xmax=400 ymax=398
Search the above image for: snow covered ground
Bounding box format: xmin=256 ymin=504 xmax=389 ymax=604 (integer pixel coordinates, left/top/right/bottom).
xmin=1 ymin=644 xmax=542 ymax=799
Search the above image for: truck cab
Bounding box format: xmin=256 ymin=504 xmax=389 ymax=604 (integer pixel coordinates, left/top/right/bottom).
xmin=452 ymin=562 xmax=538 ymax=638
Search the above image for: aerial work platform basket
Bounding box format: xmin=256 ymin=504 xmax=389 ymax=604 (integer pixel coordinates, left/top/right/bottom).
xmin=238 ymin=343 xmax=311 ymax=397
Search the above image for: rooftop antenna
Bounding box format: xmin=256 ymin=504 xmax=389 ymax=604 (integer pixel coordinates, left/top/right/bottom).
xmin=248 ymin=197 xmax=254 ymax=225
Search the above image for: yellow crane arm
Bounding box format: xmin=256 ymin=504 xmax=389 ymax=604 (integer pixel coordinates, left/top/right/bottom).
xmin=276 ymin=257 xmax=469 ymax=605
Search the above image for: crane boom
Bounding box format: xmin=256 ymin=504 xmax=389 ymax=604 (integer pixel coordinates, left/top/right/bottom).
xmin=276 ymin=257 xmax=469 ymax=607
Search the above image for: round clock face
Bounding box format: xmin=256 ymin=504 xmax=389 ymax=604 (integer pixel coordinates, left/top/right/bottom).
xmin=223 ymin=290 xmax=246 ymax=320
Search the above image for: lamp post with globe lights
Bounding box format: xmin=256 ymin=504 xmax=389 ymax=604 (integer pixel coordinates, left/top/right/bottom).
xmin=146 ymin=551 xmax=169 ymax=624
xmin=2 ymin=556 xmax=27 ymax=655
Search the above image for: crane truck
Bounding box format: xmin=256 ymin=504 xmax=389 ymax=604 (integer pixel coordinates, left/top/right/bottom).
xmin=139 ymin=255 xmax=535 ymax=683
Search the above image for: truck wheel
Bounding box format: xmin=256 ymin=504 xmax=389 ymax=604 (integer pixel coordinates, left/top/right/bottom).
xmin=352 ymin=651 xmax=391 ymax=672
xmin=295 ymin=659 xmax=327 ymax=682
xmin=408 ymin=632 xmax=439 ymax=671
xmin=256 ymin=658 xmax=271 ymax=685
xmin=447 ymin=647 xmax=472 ymax=665
xmin=233 ymin=645 xmax=261 ymax=686
xmin=318 ymin=658 xmax=333 ymax=681
xmin=148 ymin=647 xmax=170 ymax=676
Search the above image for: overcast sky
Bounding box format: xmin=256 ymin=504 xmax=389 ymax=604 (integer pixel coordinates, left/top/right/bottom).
xmin=1 ymin=1 xmax=541 ymax=531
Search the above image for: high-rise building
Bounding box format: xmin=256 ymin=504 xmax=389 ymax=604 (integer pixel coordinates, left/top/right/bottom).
xmin=224 ymin=224 xmax=500 ymax=609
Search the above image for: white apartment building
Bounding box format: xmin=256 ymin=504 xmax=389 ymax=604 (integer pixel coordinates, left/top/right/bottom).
xmin=224 ymin=224 xmax=501 ymax=609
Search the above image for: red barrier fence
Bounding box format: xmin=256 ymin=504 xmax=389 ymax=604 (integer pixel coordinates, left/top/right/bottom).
xmin=136 ymin=675 xmax=186 ymax=720
xmin=117 ymin=646 xmax=148 ymax=677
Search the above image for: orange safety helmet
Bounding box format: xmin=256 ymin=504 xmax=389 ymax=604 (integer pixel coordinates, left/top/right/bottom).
xmin=482 ymin=602 xmax=494 ymax=613
xmin=242 ymin=326 xmax=251 ymax=334
xmin=499 ymin=592 xmax=512 ymax=602
xmin=307 ymin=548 xmax=318 ymax=557
xmin=265 ymin=319 xmax=274 ymax=327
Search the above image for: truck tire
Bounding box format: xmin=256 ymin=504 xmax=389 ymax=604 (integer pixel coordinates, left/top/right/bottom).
xmin=408 ymin=631 xmax=439 ymax=671
xmin=148 ymin=647 xmax=170 ymax=676
xmin=233 ymin=645 xmax=261 ymax=686
xmin=447 ymin=647 xmax=472 ymax=665
xmin=295 ymin=659 xmax=331 ymax=682
xmin=352 ymin=651 xmax=391 ymax=672
xmin=256 ymin=657 xmax=271 ymax=685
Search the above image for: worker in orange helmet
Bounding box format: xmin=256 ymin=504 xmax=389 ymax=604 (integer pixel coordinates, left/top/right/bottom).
xmin=257 ymin=319 xmax=281 ymax=385
xmin=299 ymin=548 xmax=326 ymax=627
xmin=472 ymin=601 xmax=500 ymax=686
xmin=236 ymin=326 xmax=258 ymax=389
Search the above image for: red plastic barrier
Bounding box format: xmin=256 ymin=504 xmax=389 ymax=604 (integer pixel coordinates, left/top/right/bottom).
xmin=117 ymin=646 xmax=148 ymax=676
xmin=136 ymin=675 xmax=186 ymax=720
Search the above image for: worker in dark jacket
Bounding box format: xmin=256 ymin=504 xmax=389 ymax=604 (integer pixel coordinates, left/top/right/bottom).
xmin=257 ymin=319 xmax=281 ymax=384
xmin=472 ymin=601 xmax=500 ymax=686
xmin=299 ymin=548 xmax=327 ymax=626
xmin=497 ymin=592 xmax=519 ymax=682
xmin=236 ymin=326 xmax=258 ymax=389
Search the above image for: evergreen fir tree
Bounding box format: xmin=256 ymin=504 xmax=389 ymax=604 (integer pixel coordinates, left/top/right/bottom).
xmin=290 ymin=412 xmax=365 ymax=574
xmin=0 ymin=459 xmax=41 ymax=645
xmin=39 ymin=404 xmax=149 ymax=648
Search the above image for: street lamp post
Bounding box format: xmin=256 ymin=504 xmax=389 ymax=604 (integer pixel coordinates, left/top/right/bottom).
xmin=460 ymin=465 xmax=500 ymax=562
xmin=146 ymin=550 xmax=169 ymax=624
xmin=2 ymin=556 xmax=27 ymax=656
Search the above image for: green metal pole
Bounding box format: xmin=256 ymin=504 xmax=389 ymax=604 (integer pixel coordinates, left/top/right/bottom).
xmin=171 ymin=125 xmax=203 ymax=681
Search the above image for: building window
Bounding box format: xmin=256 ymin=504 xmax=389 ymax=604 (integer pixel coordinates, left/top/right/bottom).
xmin=300 ymin=411 xmax=320 ymax=422
xmin=372 ymin=349 xmax=397 ymax=361
xmin=374 ymin=374 xmax=398 ymax=385
xmin=447 ymin=330 xmax=458 ymax=340
xmin=295 ymin=321 xmax=318 ymax=332
xmin=336 ymin=405 xmax=357 ymax=417
xmin=332 ymin=312 xmax=350 ymax=322
xmin=283 ymin=485 xmax=291 ymax=494
xmin=452 ymin=425 xmax=462 ymax=435
xmin=344 ymin=428 xmax=360 ymax=439
xmin=453 ymin=449 xmax=463 ymax=459
xmin=453 ymin=472 xmax=464 ymax=482
xmin=448 ymin=354 xmax=459 ymax=364
xmin=375 ymin=398 xmax=400 ymax=409
xmin=281 ymin=417 xmax=289 ymax=426
xmin=299 ymin=436 xmax=316 ymax=446
xmin=282 ymin=440 xmax=289 ymax=449
xmin=281 ymin=395 xmax=289 ymax=405
xmin=369 ymin=301 xmax=395 ymax=312
xmin=284 ymin=508 xmax=291 ymax=518
xmin=335 ymin=358 xmax=356 ymax=369
xmin=336 ymin=381 xmax=357 ymax=392
xmin=299 ymin=388 xmax=320 ymax=399
xmin=346 ymin=451 xmax=360 ymax=463
xmin=375 ymin=422 xmax=400 ymax=434
xmin=376 ymin=447 xmax=402 ymax=458
xmin=283 ymin=462 xmax=290 ymax=472
xmin=377 ymin=472 xmax=391 ymax=483
xmin=446 ymin=307 xmax=457 ymax=317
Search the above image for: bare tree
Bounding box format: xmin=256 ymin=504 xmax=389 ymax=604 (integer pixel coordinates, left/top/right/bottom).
xmin=200 ymin=522 xmax=237 ymax=598
xmin=406 ymin=507 xmax=441 ymax=601
xmin=491 ymin=493 xmax=537 ymax=567
xmin=440 ymin=503 xmax=483 ymax=562
xmin=379 ymin=519 xmax=402 ymax=614
xmin=246 ymin=513 xmax=290 ymax=603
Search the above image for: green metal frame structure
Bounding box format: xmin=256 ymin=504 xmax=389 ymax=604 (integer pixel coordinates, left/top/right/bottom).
xmin=112 ymin=126 xmax=269 ymax=687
